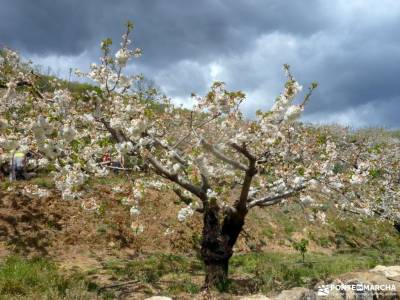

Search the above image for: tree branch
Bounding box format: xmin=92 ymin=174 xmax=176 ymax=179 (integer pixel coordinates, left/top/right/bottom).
xmin=231 ymin=143 xmax=257 ymax=213
xmin=148 ymin=156 xmax=206 ymax=200
xmin=172 ymin=112 xmax=221 ymax=149
xmin=201 ymin=140 xmax=247 ymax=171
xmin=173 ymin=187 xmax=194 ymax=205
xmin=0 ymin=78 xmax=44 ymax=99
xmin=247 ymin=185 xmax=306 ymax=209
xmin=230 ymin=142 xmax=256 ymax=161
xmin=152 ymin=137 xmax=188 ymax=166
xmin=97 ymin=118 xmax=126 ymax=143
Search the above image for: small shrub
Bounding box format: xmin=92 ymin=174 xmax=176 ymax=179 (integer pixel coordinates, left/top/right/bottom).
xmin=316 ymin=236 xmax=332 ymax=248
xmin=292 ymin=239 xmax=309 ymax=263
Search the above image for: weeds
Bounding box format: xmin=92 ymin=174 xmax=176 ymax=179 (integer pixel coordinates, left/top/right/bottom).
xmin=228 ymin=250 xmax=399 ymax=294
xmin=0 ymin=256 xmax=99 ymax=299
xmin=1 ymin=246 xmax=399 ymax=299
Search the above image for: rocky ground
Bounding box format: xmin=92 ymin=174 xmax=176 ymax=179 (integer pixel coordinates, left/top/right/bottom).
xmin=140 ymin=265 xmax=400 ymax=299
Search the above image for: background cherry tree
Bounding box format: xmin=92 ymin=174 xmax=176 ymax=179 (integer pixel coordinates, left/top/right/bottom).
xmin=325 ymin=129 xmax=400 ymax=232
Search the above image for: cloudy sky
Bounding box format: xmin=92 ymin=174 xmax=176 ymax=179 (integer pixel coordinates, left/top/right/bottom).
xmin=1 ymin=0 xmax=399 ymax=128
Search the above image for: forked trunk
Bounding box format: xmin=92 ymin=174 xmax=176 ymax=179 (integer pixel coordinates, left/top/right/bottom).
xmin=200 ymin=201 xmax=246 ymax=289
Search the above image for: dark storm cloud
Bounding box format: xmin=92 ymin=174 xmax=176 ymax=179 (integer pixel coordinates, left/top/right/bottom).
xmin=0 ymin=0 xmax=95 ymax=54
xmin=0 ymin=0 xmax=326 ymax=63
xmin=1 ymin=0 xmax=400 ymax=128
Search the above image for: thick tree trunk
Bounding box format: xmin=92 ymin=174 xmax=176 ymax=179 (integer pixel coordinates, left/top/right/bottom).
xmin=201 ymin=203 xmax=230 ymax=288
xmin=200 ymin=201 xmax=246 ymax=289
xmin=203 ymin=258 xmax=229 ymax=288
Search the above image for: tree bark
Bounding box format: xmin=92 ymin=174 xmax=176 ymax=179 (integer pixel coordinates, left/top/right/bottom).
xmin=203 ymin=258 xmax=229 ymax=288
xmin=200 ymin=201 xmax=246 ymax=289
xmin=201 ymin=201 xmax=230 ymax=289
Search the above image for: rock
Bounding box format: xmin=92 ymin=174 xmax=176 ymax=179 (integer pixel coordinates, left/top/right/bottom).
xmin=238 ymin=295 xmax=271 ymax=300
xmin=341 ymin=270 xmax=400 ymax=290
xmin=313 ymin=271 xmax=400 ymax=299
xmin=370 ymin=265 xmax=400 ymax=280
xmin=272 ymin=287 xmax=316 ymax=300
xmin=389 ymin=275 xmax=400 ymax=283
xmin=315 ymin=279 xmax=356 ymax=300
xmin=146 ymin=267 xmax=400 ymax=300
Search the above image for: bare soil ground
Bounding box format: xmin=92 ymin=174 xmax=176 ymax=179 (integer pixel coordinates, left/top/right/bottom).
xmin=0 ymin=181 xmax=332 ymax=263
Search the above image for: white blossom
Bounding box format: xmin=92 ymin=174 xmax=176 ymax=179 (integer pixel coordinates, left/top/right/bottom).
xmin=115 ymin=49 xmax=130 ymax=66
xmin=284 ymin=105 xmax=303 ymax=121
xmin=130 ymin=206 xmax=140 ymax=216
xmin=177 ymin=204 xmax=195 ymax=222
xmin=350 ymin=174 xmax=365 ymax=185
xmin=300 ymin=195 xmax=314 ymax=206
xmin=206 ymin=189 xmax=218 ymax=199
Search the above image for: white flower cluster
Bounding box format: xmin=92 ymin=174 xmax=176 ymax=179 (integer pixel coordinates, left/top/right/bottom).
xmin=164 ymin=227 xmax=174 ymax=236
xmin=268 ymin=80 xmax=303 ymax=124
xmin=115 ymin=49 xmax=130 ymax=66
xmin=300 ymin=195 xmax=315 ymax=206
xmin=37 ymin=158 xmax=49 ymax=168
xmin=115 ymin=47 xmax=141 ymax=67
xmin=145 ymin=180 xmax=166 ymax=190
xmin=195 ymin=82 xmax=243 ymax=116
xmin=284 ymin=104 xmax=303 ymax=122
xmin=115 ymin=141 xmax=134 ymax=154
xmin=126 ymin=118 xmax=148 ymax=139
xmin=350 ymin=161 xmax=370 ymax=185
xmin=121 ymin=196 xmax=135 ymax=206
xmin=54 ymin=164 xmax=88 ymax=200
xmin=177 ymin=203 xmax=195 ymax=222
xmin=22 ymin=185 xmax=50 ymax=198
xmin=129 ymin=206 xmax=140 ymax=216
xmin=52 ymin=89 xmax=73 ymax=117
xmin=206 ymin=189 xmax=218 ymax=199
xmin=316 ymin=211 xmax=327 ymax=224
xmin=292 ymin=176 xmax=305 ymax=188
xmin=132 ymin=186 xmax=143 ymax=201
xmin=271 ymin=179 xmax=287 ymax=194
xmin=125 ymin=185 xmax=143 ymax=218
xmin=112 ymin=185 xmax=125 ymax=193
xmin=60 ymin=125 xmax=77 ymax=143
